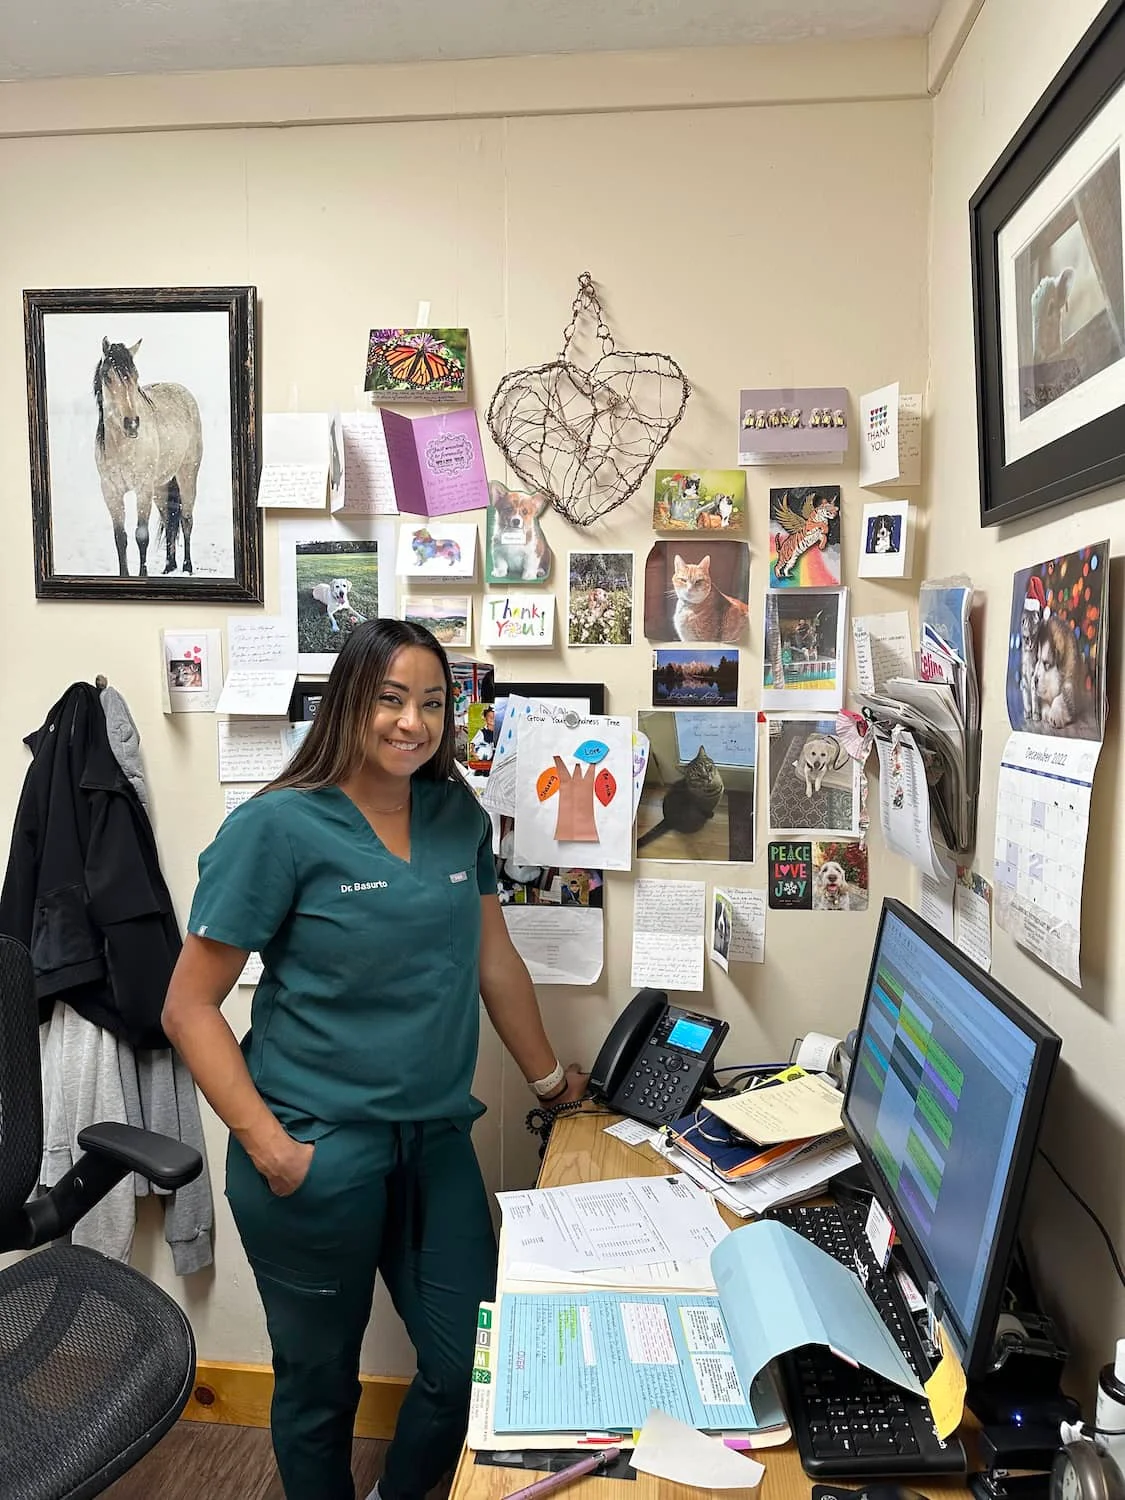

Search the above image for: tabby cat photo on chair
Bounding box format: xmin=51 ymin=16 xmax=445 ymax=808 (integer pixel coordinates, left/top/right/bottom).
xmin=635 ymin=708 xmax=757 ymax=863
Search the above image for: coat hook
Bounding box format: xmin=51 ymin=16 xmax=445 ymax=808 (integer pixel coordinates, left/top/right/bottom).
xmin=95 ymin=674 xmax=108 ymax=690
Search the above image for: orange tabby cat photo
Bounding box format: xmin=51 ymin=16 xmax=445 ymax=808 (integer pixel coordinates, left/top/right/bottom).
xmin=643 ymin=540 xmax=750 ymax=646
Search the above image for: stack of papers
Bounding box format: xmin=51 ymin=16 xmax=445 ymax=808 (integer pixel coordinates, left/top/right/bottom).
xmin=478 ymin=1220 xmax=924 ymax=1448
xmin=856 ymin=578 xmax=980 ymax=861
xmin=706 ymin=1070 xmax=843 ymax=1144
xmin=496 ymin=1175 xmax=729 ymax=1289
xmin=653 ymin=1131 xmax=860 ymax=1219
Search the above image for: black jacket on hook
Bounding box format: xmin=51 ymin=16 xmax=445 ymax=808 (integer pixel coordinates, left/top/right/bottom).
xmin=0 ymin=682 xmax=177 ymax=1047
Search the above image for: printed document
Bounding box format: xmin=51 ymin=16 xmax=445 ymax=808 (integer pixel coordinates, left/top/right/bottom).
xmin=496 ymin=1175 xmax=728 ymax=1275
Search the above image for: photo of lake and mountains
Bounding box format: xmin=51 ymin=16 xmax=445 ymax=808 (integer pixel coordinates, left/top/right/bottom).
xmin=652 ymin=648 xmax=740 ymax=707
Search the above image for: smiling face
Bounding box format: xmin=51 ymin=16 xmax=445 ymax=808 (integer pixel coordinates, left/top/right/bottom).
xmin=362 ymin=645 xmax=447 ymax=780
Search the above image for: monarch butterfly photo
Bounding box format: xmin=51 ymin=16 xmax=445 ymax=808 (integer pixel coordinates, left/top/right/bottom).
xmin=364 ymin=326 xmax=468 ymax=401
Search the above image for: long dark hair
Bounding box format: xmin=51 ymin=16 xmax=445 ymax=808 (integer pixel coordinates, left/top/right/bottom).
xmin=265 ymin=619 xmax=457 ymax=793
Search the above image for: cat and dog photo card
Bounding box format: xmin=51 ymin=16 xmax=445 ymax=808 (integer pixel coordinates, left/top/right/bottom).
xmin=636 ymin=709 xmax=757 ymax=864
xmin=762 ymin=588 xmax=848 ymax=711
xmin=766 ymin=715 xmax=862 ymax=835
xmin=653 ymin=469 xmax=747 ymax=534
xmin=1006 ymin=541 xmax=1108 ymax=740
xmin=643 ymin=540 xmax=750 ymax=646
xmin=767 ymin=839 xmax=869 ymax=913
xmin=769 ymin=487 xmax=842 ymax=588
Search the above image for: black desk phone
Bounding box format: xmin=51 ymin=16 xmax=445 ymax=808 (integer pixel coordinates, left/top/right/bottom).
xmin=588 ymin=989 xmax=728 ymax=1127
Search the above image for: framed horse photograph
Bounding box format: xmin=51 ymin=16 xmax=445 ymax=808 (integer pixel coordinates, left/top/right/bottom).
xmin=23 ymin=285 xmax=261 ymax=601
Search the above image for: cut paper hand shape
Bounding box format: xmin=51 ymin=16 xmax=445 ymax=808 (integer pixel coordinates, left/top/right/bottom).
xmin=538 ymin=752 xmax=618 ymax=842
xmin=514 ymin=714 xmax=633 ymax=871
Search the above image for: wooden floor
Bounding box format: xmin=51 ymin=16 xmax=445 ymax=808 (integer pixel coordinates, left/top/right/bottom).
xmin=102 ymin=1422 xmax=453 ymax=1500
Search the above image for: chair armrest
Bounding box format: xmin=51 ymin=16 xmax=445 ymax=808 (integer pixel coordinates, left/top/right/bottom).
xmin=77 ymin=1122 xmax=203 ymax=1191
xmin=13 ymin=1123 xmax=204 ymax=1251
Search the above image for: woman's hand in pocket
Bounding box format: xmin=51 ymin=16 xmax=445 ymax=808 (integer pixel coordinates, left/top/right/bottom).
xmin=261 ymin=1137 xmax=315 ymax=1197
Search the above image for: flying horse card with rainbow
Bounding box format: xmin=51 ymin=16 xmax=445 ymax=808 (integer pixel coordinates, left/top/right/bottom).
xmin=769 ymin=487 xmax=842 ymax=588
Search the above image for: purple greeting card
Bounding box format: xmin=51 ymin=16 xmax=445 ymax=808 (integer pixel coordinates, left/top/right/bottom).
xmin=381 ymin=407 xmax=490 ymax=517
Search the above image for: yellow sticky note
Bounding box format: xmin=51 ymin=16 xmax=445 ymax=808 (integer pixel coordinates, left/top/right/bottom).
xmin=924 ymin=1323 xmax=967 ymax=1440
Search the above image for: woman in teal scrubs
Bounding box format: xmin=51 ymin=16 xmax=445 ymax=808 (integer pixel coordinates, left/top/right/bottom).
xmin=163 ymin=619 xmax=585 ymax=1500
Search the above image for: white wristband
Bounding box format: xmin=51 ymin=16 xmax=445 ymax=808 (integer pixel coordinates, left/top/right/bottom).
xmin=530 ymin=1061 xmax=566 ymax=1098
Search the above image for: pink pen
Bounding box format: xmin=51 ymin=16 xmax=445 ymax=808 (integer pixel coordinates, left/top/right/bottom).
xmin=502 ymin=1447 xmax=622 ymax=1500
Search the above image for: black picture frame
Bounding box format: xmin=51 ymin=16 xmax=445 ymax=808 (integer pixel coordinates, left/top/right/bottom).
xmin=970 ymin=0 xmax=1125 ymax=527
xmin=486 ymin=681 xmax=607 ymax=715
xmin=288 ymin=678 xmax=327 ymax=723
xmin=24 ymin=285 xmax=262 ymax=601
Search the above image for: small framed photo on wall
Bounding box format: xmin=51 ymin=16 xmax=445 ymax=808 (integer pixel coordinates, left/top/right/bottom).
xmin=23 ymin=285 xmax=261 ymax=602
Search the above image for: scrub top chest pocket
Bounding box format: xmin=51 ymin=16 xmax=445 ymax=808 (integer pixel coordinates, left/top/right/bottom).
xmin=446 ymin=868 xmax=479 ymax=960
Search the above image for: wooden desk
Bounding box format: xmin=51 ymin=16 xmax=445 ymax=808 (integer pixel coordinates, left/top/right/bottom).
xmin=449 ymin=1108 xmax=976 ymax=1500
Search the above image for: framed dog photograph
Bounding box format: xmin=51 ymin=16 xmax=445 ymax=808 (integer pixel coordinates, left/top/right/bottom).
xmin=278 ymin=517 xmax=395 ymax=674
xmin=970 ymin=0 xmax=1125 ymax=524
xmin=24 ymin=285 xmax=260 ymax=602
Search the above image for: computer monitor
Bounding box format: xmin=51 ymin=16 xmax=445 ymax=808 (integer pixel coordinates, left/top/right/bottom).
xmin=842 ymin=898 xmax=1060 ymax=1382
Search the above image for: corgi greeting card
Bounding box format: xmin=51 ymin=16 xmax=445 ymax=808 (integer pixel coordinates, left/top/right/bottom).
xmin=481 ymin=593 xmax=556 ymax=648
xmin=395 ymin=521 xmax=477 ymax=578
xmin=486 ymin=481 xmax=552 ymax=584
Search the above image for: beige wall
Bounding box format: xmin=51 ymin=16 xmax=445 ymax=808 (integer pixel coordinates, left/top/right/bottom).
xmin=929 ymin=0 xmax=1125 ymax=1396
xmin=0 ymin=48 xmax=932 ymax=1370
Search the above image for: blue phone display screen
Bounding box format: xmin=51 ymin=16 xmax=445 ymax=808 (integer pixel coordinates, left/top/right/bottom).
xmin=667 ymin=1017 xmax=713 ymax=1054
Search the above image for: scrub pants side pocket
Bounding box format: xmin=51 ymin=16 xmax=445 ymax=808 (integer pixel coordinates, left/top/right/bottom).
xmin=225 ymin=1131 xmax=341 ymax=1298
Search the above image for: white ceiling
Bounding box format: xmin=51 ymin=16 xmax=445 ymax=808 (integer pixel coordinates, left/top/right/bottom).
xmin=0 ymin=0 xmax=942 ymax=83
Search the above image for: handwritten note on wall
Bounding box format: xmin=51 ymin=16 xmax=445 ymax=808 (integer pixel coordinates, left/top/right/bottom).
xmin=630 ymin=878 xmax=706 ymax=991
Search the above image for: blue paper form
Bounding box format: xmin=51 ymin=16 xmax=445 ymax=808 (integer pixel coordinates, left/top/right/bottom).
xmin=493 ymin=1291 xmax=784 ymax=1435
xmin=711 ymin=1220 xmax=924 ymax=1395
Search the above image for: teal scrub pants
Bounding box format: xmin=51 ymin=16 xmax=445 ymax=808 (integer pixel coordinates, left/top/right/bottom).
xmin=226 ymin=1117 xmax=497 ymax=1500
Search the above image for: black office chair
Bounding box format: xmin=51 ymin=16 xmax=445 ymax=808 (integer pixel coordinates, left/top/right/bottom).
xmin=0 ymin=936 xmax=204 ymax=1499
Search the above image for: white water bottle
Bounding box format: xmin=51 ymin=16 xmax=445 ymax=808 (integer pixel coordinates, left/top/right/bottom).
xmin=1096 ymin=1337 xmax=1125 ymax=1473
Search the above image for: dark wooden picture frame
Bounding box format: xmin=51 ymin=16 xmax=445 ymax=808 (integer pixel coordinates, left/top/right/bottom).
xmin=24 ymin=285 xmax=261 ymax=601
xmin=486 ymin=680 xmax=607 ymax=715
xmin=970 ymin=0 xmax=1125 ymax=526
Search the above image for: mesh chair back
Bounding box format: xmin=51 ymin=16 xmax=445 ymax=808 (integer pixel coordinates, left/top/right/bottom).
xmin=0 ymin=938 xmax=44 ymax=1221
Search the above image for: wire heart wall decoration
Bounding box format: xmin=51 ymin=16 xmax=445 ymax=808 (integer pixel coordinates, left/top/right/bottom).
xmin=486 ymin=273 xmax=692 ymax=527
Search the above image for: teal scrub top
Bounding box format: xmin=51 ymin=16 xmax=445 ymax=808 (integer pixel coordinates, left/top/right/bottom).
xmin=188 ymin=777 xmax=497 ymax=1128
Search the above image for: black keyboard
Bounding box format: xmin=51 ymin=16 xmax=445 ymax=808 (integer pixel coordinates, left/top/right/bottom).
xmin=769 ymin=1200 xmax=967 ymax=1479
